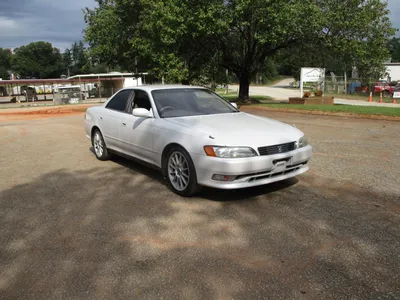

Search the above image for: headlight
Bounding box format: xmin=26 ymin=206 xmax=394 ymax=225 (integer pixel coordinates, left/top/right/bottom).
xmin=297 ymin=136 xmax=308 ymax=148
xmin=204 ymin=146 xmax=257 ymax=158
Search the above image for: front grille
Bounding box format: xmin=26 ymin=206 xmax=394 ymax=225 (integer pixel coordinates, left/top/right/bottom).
xmin=248 ymin=166 xmax=300 ymax=182
xmin=234 ymin=161 xmax=308 ymax=181
xmin=258 ymin=142 xmax=296 ymax=156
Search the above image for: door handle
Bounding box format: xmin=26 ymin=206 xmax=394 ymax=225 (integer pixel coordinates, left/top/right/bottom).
xmin=121 ymin=122 xmax=126 ymax=126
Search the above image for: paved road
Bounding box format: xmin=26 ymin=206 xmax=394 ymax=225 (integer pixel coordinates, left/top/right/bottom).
xmin=229 ymin=84 xmax=300 ymax=100
xmin=0 ymin=111 xmax=399 ymax=299
xmin=230 ymin=81 xmax=400 ymax=107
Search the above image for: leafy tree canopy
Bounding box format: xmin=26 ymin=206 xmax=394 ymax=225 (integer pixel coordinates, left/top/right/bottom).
xmin=388 ymin=37 xmax=400 ymax=62
xmin=0 ymin=48 xmax=12 ymax=80
xmin=84 ymin=0 xmax=395 ymax=99
xmin=12 ymin=41 xmax=63 ymax=79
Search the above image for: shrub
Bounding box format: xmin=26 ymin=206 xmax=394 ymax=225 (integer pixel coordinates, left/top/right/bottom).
xmin=314 ymin=90 xmax=323 ymax=97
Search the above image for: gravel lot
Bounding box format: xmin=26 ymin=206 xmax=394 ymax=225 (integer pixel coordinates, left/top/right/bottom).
xmin=0 ymin=109 xmax=399 ymax=299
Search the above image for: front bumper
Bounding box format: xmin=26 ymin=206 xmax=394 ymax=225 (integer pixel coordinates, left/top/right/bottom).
xmin=191 ymin=145 xmax=312 ymax=189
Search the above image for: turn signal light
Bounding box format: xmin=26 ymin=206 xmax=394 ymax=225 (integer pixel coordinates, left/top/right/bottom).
xmin=204 ymin=146 xmax=216 ymax=157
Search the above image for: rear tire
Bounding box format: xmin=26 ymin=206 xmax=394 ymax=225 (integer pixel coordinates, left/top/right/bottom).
xmin=92 ymin=129 xmax=110 ymax=161
xmin=164 ymin=146 xmax=200 ymax=197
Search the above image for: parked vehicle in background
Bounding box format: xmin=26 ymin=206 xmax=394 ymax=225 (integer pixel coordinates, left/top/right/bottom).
xmin=58 ymin=86 xmax=86 ymax=103
xmin=21 ymin=86 xmax=38 ymax=101
xmin=84 ymin=85 xmax=312 ymax=196
xmin=373 ymin=81 xmax=398 ymax=97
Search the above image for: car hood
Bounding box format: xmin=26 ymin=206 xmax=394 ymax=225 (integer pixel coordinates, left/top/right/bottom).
xmin=164 ymin=112 xmax=304 ymax=147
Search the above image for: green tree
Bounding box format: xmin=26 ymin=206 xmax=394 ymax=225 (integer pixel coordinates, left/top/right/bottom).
xmin=62 ymin=48 xmax=72 ymax=76
xmin=12 ymin=42 xmax=63 ymax=79
xmin=62 ymin=41 xmax=90 ymax=76
xmin=388 ymin=37 xmax=400 ymax=62
xmin=278 ymin=0 xmax=395 ymax=81
xmin=84 ymin=0 xmax=395 ymax=100
xmin=0 ymin=48 xmax=12 ymax=80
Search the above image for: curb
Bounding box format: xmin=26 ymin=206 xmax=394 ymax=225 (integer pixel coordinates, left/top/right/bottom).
xmin=242 ymin=106 xmax=400 ymax=122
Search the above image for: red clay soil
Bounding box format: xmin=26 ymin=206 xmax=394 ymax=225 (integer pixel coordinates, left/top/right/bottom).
xmin=0 ymin=104 xmax=93 ymax=121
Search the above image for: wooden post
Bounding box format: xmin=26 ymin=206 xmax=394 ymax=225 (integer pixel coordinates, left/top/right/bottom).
xmin=79 ymin=76 xmax=82 ymax=102
xmin=225 ymin=69 xmax=228 ymax=95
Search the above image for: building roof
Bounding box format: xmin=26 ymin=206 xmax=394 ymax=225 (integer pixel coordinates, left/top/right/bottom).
xmin=0 ymin=77 xmax=125 ymax=85
xmin=68 ymin=72 xmax=148 ymax=80
xmin=121 ymin=84 xmax=205 ymax=91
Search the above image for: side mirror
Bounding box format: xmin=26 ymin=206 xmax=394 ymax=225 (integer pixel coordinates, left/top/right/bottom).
xmin=132 ymin=108 xmax=151 ymax=118
xmin=230 ymin=102 xmax=238 ymax=109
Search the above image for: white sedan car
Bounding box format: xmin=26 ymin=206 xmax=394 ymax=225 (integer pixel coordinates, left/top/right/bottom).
xmin=84 ymin=85 xmax=312 ymax=196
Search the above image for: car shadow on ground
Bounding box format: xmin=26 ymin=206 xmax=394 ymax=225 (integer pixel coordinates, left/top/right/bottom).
xmin=200 ymin=178 xmax=299 ymax=202
xmin=1 ymin=164 xmax=399 ymax=299
xmin=90 ymin=147 xmax=166 ymax=185
xmin=91 ymin=147 xmax=300 ymax=202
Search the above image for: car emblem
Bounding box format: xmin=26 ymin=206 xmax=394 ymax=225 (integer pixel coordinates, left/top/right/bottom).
xmin=277 ymin=145 xmax=282 ymax=152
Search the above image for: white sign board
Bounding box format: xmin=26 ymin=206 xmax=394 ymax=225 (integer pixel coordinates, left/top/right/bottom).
xmin=300 ymin=67 xmax=325 ymax=97
xmin=393 ymin=92 xmax=400 ymax=98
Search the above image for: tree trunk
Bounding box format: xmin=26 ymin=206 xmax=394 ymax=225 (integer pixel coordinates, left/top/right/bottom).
xmin=238 ymin=73 xmax=250 ymax=102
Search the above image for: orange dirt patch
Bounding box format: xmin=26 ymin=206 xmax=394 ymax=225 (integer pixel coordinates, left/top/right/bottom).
xmin=0 ymin=105 xmax=93 ymax=122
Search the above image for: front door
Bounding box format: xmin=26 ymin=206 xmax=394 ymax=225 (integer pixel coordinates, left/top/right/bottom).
xmin=119 ymin=90 xmax=156 ymax=164
xmin=101 ymin=89 xmax=133 ymax=151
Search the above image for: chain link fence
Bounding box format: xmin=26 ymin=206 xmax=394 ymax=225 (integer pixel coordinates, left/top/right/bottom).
xmin=323 ymin=76 xmax=399 ymax=97
xmin=0 ymin=80 xmax=123 ymax=105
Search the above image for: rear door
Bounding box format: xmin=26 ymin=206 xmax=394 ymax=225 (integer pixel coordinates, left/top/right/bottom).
xmin=100 ymin=89 xmax=133 ymax=150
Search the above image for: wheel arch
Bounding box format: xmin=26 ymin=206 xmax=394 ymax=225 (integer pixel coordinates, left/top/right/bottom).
xmin=161 ymin=143 xmax=188 ymax=176
xmin=91 ymin=126 xmax=101 ymax=143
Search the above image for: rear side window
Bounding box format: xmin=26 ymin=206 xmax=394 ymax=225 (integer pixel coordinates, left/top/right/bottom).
xmin=106 ymin=90 xmax=132 ymax=112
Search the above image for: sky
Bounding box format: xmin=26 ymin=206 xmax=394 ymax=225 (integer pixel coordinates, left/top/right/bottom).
xmin=0 ymin=0 xmax=399 ymax=52
xmin=0 ymin=0 xmax=96 ymax=51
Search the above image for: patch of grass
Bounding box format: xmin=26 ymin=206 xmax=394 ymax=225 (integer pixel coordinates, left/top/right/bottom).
xmin=72 ymin=108 xmax=89 ymax=112
xmin=219 ymin=92 xmax=274 ymax=103
xmin=257 ymin=103 xmax=400 ymax=117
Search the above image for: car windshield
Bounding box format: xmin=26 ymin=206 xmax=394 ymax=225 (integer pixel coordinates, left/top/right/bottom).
xmin=151 ymin=88 xmax=238 ymax=118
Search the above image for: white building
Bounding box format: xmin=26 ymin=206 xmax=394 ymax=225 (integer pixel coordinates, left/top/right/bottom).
xmin=381 ymin=63 xmax=400 ymax=82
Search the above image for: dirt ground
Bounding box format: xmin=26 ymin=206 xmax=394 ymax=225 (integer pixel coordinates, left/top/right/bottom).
xmin=0 ymin=109 xmax=399 ymax=299
xmin=0 ymin=104 xmax=93 ymax=122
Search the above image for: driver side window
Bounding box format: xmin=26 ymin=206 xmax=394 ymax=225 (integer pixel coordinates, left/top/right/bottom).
xmin=131 ymin=90 xmax=152 ymax=112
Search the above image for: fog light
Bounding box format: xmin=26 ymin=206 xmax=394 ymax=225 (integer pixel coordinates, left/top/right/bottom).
xmin=212 ymin=174 xmax=237 ymax=181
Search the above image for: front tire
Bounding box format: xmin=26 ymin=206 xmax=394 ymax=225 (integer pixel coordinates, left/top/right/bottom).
xmin=92 ymin=129 xmax=110 ymax=161
xmin=383 ymin=90 xmax=391 ymax=98
xmin=165 ymin=147 xmax=200 ymax=197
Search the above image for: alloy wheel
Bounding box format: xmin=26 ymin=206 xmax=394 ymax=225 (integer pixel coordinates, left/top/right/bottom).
xmin=168 ymin=151 xmax=190 ymax=191
xmin=93 ymin=132 xmax=104 ymax=158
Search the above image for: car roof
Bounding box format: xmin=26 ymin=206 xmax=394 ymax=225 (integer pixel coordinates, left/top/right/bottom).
xmin=121 ymin=84 xmax=207 ymax=92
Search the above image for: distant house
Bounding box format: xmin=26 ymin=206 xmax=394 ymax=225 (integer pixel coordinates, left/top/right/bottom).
xmin=380 ymin=63 xmax=400 ymax=82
